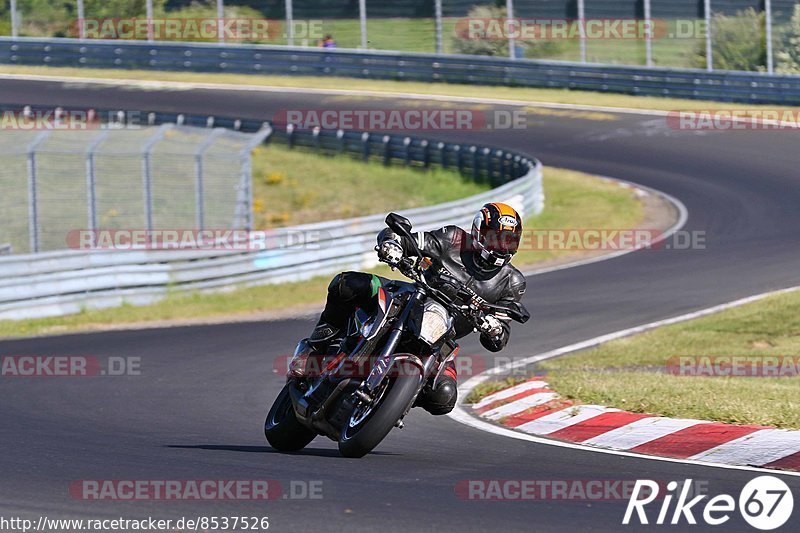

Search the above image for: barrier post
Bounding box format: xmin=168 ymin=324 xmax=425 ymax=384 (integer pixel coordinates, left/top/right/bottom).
xmin=26 ymin=131 xmax=51 ymax=253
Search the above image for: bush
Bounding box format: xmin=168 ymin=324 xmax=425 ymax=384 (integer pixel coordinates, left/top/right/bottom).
xmin=451 ymin=4 xmax=564 ymax=59
xmin=693 ymin=8 xmax=766 ymax=71
xmin=164 ymin=0 xmax=267 ymax=43
xmin=452 ymin=5 xmax=518 ymax=57
xmin=777 ymin=4 xmax=800 ymax=74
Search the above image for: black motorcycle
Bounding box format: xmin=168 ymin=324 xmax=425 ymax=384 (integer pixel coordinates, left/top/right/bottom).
xmin=265 ymin=213 xmax=529 ymax=457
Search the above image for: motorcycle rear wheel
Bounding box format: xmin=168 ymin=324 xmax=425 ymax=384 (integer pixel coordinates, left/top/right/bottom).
xmin=264 ymin=382 xmax=317 ymax=452
xmin=338 ymin=360 xmax=421 ymax=458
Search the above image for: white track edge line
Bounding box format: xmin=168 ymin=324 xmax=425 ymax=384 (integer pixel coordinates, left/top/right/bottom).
xmin=3 ymin=72 xmax=798 ymax=128
xmin=450 ymin=284 xmax=800 ymax=478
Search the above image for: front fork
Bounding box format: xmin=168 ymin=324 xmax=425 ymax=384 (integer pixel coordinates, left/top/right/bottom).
xmin=363 ymin=289 xmax=428 ymax=394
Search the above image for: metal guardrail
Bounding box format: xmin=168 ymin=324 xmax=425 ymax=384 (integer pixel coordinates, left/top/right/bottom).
xmin=0 ymin=107 xmax=543 ymax=320
xmin=2 ymin=37 xmax=800 ymax=105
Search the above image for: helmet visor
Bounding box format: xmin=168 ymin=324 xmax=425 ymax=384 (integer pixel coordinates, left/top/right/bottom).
xmin=480 ymin=228 xmax=521 ymax=255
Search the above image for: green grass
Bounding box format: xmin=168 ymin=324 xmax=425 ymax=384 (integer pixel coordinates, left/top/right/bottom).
xmin=538 ymin=289 xmax=800 ymax=429
xmin=513 ymin=169 xmax=643 ymax=267
xmin=251 ymin=144 xmax=487 ymax=229
xmin=0 ymin=165 xmax=643 ymax=339
xmin=4 ymin=65 xmax=799 ymax=114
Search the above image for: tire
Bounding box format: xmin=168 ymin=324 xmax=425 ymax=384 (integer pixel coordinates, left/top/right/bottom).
xmin=264 ymin=383 xmax=316 ymax=452
xmin=338 ymin=361 xmax=421 ymax=458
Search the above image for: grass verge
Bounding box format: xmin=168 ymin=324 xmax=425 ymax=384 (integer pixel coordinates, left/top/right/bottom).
xmin=537 ymin=289 xmax=800 ymax=429
xmin=0 ymin=165 xmax=643 ymax=339
xmin=251 ymin=144 xmax=487 ymax=229
xmin=0 ymin=65 xmax=794 ymax=114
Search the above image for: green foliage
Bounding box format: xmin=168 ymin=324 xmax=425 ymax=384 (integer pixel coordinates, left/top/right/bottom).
xmin=777 ymin=4 xmax=800 ymax=74
xmin=82 ymin=0 xmax=166 ymax=20
xmin=157 ymin=0 xmax=267 ymax=43
xmin=451 ymin=4 xmax=564 ymax=60
xmin=15 ymin=0 xmax=73 ymax=37
xmin=0 ymin=8 xmax=10 ymax=37
xmin=693 ymin=8 xmax=767 ymax=71
xmin=451 ymin=4 xmax=523 ymax=57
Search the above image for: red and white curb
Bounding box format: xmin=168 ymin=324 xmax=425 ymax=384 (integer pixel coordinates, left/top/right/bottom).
xmin=470 ymin=377 xmax=800 ymax=472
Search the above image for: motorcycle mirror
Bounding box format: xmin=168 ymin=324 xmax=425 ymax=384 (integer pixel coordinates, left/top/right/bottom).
xmin=508 ymin=302 xmax=531 ymax=324
xmin=492 ymin=301 xmax=530 ymax=324
xmin=385 ymin=212 xmax=413 ymax=238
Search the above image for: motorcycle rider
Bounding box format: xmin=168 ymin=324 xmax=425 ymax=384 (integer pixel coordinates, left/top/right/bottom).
xmin=305 ymin=203 xmax=527 ymax=416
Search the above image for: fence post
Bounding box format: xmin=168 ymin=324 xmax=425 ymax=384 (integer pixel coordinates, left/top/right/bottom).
xmin=237 ymin=125 xmax=272 ymax=231
xmin=361 ymin=132 xmax=370 ymax=161
xmin=286 ymin=124 xmax=295 ymax=148
xmin=577 ymin=0 xmax=587 ymax=63
xmin=195 ymin=128 xmax=226 ymax=231
xmin=337 ymin=129 xmax=345 ymax=153
xmin=10 ymin=0 xmax=18 ymax=38
xmin=86 ymin=130 xmax=111 ymax=238
xmin=643 ymin=0 xmax=652 ymax=67
xmin=217 ymin=0 xmax=225 ymax=44
xmin=434 ymin=0 xmax=443 ymax=54
xmin=359 ymin=0 xmax=368 ymax=49
xmin=382 ymin=135 xmax=391 ymax=166
xmin=704 ymin=0 xmax=713 ymax=71
xmin=146 ymin=0 xmax=154 ymax=41
xmin=76 ymin=0 xmax=86 ymax=40
xmin=26 ymin=131 xmax=51 ymax=253
xmin=312 ymin=126 xmax=321 ymax=152
xmin=285 ymin=0 xmax=294 ymax=46
xmin=506 ymin=0 xmax=516 ymax=60
xmin=765 ymin=0 xmax=774 ymax=74
xmin=470 ymin=145 xmax=478 ymax=180
xmin=141 ymin=124 xmax=174 ymax=233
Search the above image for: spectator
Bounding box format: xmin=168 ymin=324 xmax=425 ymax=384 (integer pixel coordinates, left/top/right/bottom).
xmin=318 ymin=35 xmax=337 ymax=49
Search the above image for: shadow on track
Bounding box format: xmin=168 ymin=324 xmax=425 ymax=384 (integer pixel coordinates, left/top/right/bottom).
xmin=165 ymin=444 xmax=398 ymax=457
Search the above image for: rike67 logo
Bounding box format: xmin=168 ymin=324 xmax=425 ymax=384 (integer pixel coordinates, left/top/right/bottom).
xmin=623 ymin=477 xmax=794 ymax=530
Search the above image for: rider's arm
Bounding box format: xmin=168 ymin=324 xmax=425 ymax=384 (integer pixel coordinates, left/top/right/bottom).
xmin=377 ymin=226 xmax=456 ymax=259
xmin=479 ymin=273 xmax=527 ymax=352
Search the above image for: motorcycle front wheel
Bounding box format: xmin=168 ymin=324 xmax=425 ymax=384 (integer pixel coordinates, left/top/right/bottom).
xmin=338 ymin=360 xmax=421 ymax=458
xmin=264 ymin=382 xmax=317 ymax=452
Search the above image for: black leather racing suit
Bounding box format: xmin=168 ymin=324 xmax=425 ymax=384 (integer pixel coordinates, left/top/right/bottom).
xmin=312 ymin=225 xmax=527 ymax=415
xmin=378 ymin=225 xmax=527 ymax=352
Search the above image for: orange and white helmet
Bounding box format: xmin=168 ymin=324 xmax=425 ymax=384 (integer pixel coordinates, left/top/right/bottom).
xmin=470 ymin=202 xmax=523 ymax=270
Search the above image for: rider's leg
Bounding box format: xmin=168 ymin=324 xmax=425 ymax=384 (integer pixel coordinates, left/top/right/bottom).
xmin=309 ymin=271 xmax=381 ymax=349
xmin=417 ymin=360 xmax=458 ymax=416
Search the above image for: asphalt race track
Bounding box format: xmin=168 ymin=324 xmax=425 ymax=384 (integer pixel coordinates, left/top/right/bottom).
xmin=1 ymin=77 xmax=799 ymax=532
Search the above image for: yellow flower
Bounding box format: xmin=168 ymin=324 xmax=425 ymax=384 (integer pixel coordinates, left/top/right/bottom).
xmin=265 ymin=172 xmax=285 ymax=185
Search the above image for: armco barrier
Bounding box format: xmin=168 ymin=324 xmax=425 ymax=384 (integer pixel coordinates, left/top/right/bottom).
xmin=0 ymin=107 xmax=543 ymax=320
xmin=2 ymin=37 xmax=800 ymax=105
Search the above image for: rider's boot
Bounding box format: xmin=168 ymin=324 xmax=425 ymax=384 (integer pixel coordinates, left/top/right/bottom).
xmin=289 ymin=322 xmax=342 ymax=379
xmin=308 ymin=322 xmax=342 ymax=352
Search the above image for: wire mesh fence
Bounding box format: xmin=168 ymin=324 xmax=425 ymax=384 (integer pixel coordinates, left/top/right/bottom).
xmin=0 ymin=120 xmax=268 ymax=254
xmin=2 ymin=0 xmax=799 ymax=72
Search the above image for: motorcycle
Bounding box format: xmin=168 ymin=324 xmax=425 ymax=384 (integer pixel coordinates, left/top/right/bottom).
xmin=264 ymin=213 xmax=530 ymax=458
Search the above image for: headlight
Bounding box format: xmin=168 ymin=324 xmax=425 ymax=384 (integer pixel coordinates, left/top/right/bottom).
xmin=419 ymin=302 xmax=452 ymax=344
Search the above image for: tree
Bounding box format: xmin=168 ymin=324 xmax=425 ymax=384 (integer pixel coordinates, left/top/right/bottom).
xmin=694 ymin=8 xmax=766 ymax=71
xmin=776 ymin=4 xmax=800 ymax=74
